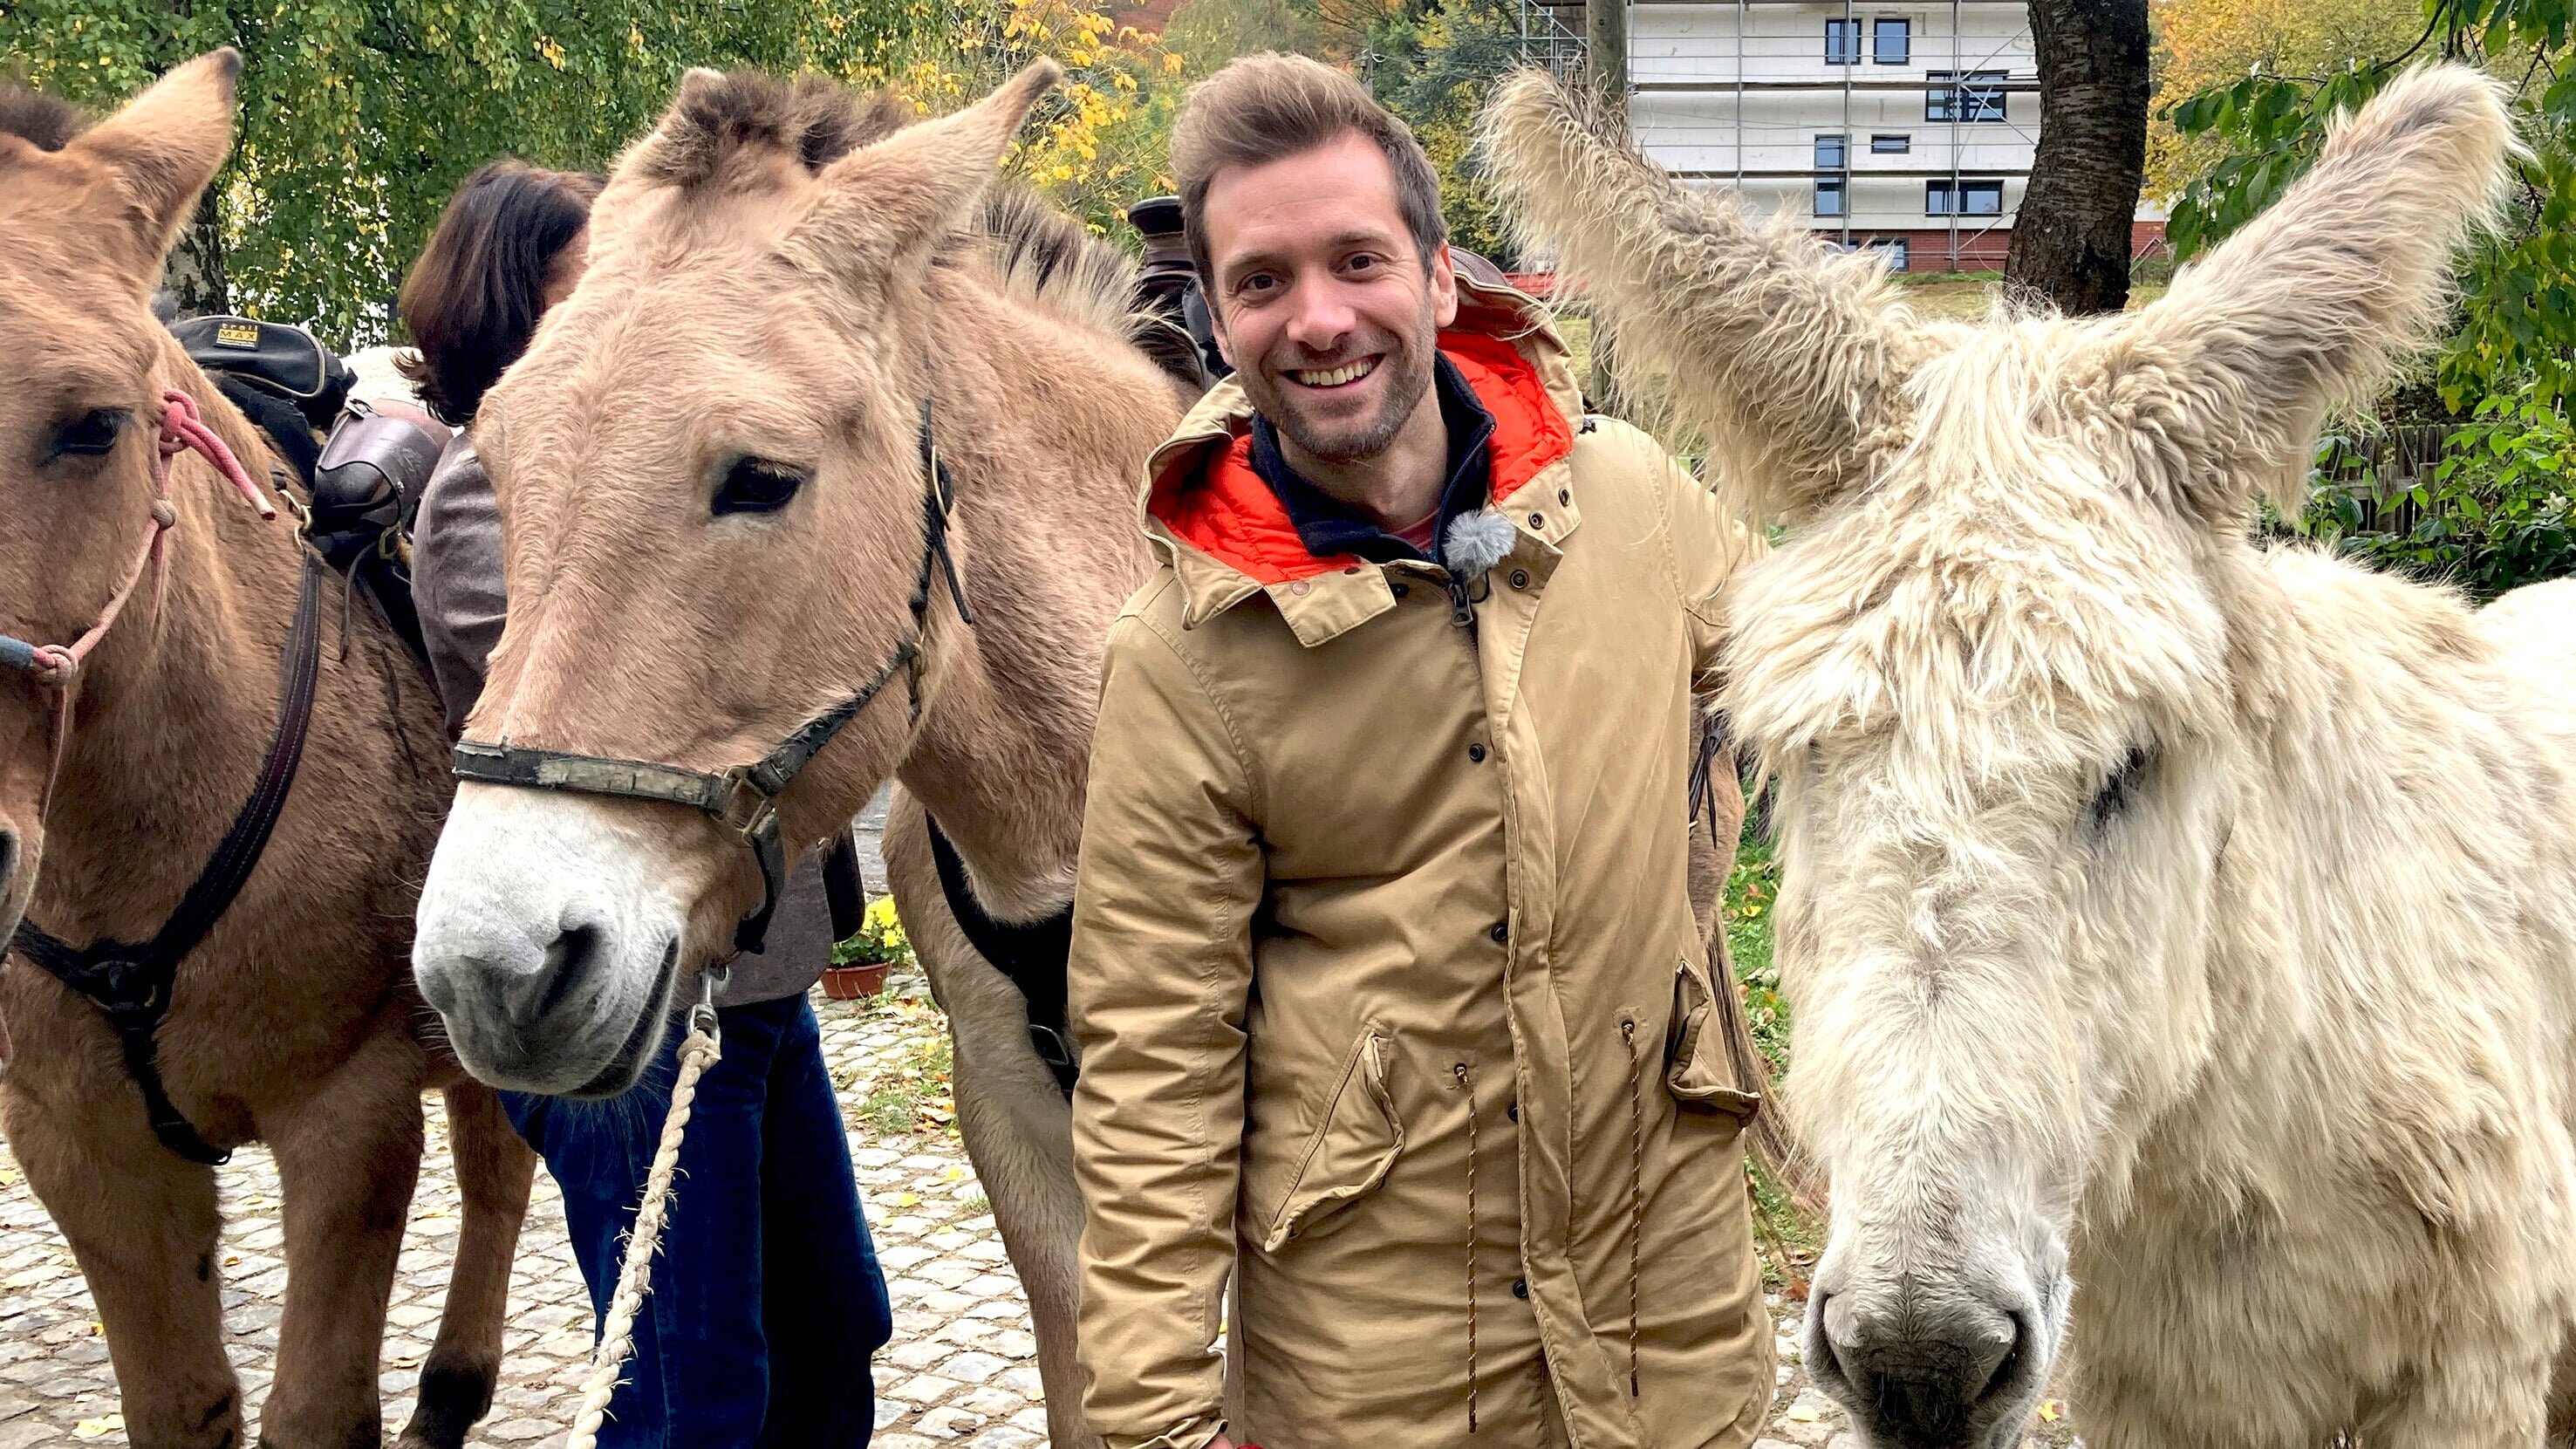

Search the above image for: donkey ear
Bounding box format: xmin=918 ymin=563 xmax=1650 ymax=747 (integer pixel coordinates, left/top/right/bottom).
xmin=2094 ymin=65 xmax=2515 ymax=526
xmin=67 ymin=48 xmax=240 ymax=277
xmin=789 ymin=60 xmax=1062 ymax=297
xmin=1479 ymin=67 xmax=1923 ymax=527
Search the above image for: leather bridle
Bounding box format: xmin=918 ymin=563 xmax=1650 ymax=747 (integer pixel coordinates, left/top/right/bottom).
xmin=449 ymin=400 xmax=973 ymax=958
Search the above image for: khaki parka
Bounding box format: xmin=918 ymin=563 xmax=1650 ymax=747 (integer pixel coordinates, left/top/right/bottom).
xmin=1068 ymin=279 xmax=1771 ymax=1449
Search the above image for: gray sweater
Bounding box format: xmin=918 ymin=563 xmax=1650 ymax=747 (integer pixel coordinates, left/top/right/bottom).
xmin=413 ymin=435 xmax=837 ymax=1006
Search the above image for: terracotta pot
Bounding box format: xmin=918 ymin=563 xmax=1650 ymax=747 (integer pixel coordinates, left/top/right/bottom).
xmin=821 ymin=962 xmax=892 ymax=1001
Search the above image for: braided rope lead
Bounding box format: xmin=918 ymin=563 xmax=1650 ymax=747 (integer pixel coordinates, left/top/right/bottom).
xmin=563 ymin=980 xmax=724 ymax=1449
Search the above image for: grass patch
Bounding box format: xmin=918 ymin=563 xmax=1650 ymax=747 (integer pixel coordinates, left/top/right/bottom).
xmin=846 ymin=1000 xmax=958 ymax=1138
xmin=1724 ymin=828 xmax=1787 ymax=1074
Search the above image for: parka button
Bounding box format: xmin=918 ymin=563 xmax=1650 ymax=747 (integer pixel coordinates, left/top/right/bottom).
xmin=1512 ymin=1278 xmax=1530 ymax=1299
xmin=1392 ymin=583 xmax=1410 ymax=598
xmin=1490 ymin=921 xmax=1509 ymax=944
xmin=1507 ymin=1100 xmax=1520 ymax=1122
xmin=1289 ymin=580 xmax=1310 ymax=596
xmin=1559 ymin=488 xmax=1571 ymax=504
xmin=1467 ymin=742 xmax=1487 ymax=762
xmin=1528 ymin=513 xmax=1546 ymax=530
xmin=1508 ymin=569 xmax=1529 ymax=590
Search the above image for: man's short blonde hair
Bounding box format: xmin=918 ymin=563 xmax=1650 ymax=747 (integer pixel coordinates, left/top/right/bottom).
xmin=1170 ymin=52 xmax=1447 ymax=287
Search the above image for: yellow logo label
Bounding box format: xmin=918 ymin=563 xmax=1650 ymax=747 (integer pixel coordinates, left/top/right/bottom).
xmin=215 ymin=321 xmax=261 ymax=348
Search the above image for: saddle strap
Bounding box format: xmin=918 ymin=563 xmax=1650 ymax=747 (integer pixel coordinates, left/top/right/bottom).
xmin=10 ymin=550 xmax=330 ymax=1165
xmin=925 ymin=815 xmax=1077 ymax=1097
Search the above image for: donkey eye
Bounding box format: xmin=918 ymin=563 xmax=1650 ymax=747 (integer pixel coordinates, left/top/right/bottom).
xmin=713 ymin=456 xmax=807 ymax=516
xmin=50 ymin=407 xmax=128 ymax=461
xmin=2084 ymin=744 xmax=2155 ymax=834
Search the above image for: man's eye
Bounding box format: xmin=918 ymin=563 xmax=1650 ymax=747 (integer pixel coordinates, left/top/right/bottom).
xmin=1238 ymin=274 xmax=1277 ymax=296
xmin=713 ymin=456 xmax=808 ymax=516
xmin=1346 ymin=254 xmax=1380 ymax=274
xmin=51 ymin=408 xmax=127 ymax=460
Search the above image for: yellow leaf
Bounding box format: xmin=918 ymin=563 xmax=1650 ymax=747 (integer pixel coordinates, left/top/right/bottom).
xmin=1786 ymin=1406 xmax=1821 ymax=1424
xmin=2040 ymin=1400 xmax=2063 ymax=1424
xmin=73 ymin=1415 xmax=124 ymax=1439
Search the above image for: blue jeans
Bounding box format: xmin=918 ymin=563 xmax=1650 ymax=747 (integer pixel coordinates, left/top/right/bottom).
xmin=502 ymin=995 xmax=892 ymax=1448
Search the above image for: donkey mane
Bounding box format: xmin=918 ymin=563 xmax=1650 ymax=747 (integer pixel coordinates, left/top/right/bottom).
xmin=0 ymin=82 xmax=88 ymax=151
xmin=963 ymin=183 xmax=1145 ymax=345
xmin=624 ymin=68 xmax=1139 ymax=344
xmin=632 ymin=69 xmax=912 ymax=188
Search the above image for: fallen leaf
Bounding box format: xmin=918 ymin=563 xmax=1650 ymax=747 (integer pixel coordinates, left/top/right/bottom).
xmin=1787 ymin=1405 xmax=1821 ymax=1424
xmin=2040 ymin=1401 xmax=2063 ymax=1424
xmin=73 ymin=1413 xmax=124 ymax=1439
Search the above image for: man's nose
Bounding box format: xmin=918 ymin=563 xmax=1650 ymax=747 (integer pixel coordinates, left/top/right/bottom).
xmin=1284 ymin=282 xmax=1356 ymax=354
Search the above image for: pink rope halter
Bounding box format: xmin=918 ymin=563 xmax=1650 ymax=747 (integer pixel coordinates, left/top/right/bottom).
xmin=2 ymin=389 xmax=277 ymax=810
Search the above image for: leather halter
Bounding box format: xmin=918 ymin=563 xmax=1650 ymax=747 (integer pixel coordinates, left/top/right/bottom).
xmin=449 ymin=400 xmax=973 ymax=958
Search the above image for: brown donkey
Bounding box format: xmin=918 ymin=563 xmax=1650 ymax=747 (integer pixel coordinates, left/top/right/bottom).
xmin=0 ymin=52 xmax=533 ymax=1449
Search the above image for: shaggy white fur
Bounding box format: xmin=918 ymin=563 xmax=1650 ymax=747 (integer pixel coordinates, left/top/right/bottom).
xmin=1486 ymin=64 xmax=2576 ymax=1449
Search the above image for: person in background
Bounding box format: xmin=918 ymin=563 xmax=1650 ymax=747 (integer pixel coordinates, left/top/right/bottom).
xmin=400 ymin=159 xmax=893 ymax=1449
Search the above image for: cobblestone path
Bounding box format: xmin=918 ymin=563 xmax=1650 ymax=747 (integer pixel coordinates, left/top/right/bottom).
xmin=0 ymin=968 xmax=2053 ymax=1449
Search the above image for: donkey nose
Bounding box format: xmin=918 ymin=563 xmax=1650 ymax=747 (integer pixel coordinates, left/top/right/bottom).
xmin=1818 ymin=1291 xmax=2024 ymax=1447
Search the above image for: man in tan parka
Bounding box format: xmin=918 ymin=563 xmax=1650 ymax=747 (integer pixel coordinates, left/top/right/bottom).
xmin=1069 ymin=54 xmax=1771 ymax=1449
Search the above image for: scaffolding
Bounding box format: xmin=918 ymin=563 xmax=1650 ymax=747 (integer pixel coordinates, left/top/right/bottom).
xmin=1622 ymin=0 xmax=2040 ymax=271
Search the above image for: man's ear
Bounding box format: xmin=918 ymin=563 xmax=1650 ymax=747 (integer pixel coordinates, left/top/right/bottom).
xmin=66 ymin=48 xmax=240 ymax=284
xmin=1430 ymin=243 xmax=1459 ymax=329
xmin=788 ymin=61 xmax=1061 ymax=302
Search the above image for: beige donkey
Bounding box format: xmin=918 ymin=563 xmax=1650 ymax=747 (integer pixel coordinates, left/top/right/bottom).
xmin=1486 ymin=62 xmax=2576 ymax=1449
xmin=406 ymin=63 xmax=1183 ymax=1447
xmin=0 ymin=52 xmax=534 ymax=1449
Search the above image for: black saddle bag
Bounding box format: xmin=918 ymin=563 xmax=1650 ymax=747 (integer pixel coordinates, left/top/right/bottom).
xmin=168 ymin=315 xmax=353 ymax=431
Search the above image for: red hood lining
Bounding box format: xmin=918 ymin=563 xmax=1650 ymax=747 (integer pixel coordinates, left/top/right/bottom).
xmin=1151 ymin=332 xmax=1575 ymax=587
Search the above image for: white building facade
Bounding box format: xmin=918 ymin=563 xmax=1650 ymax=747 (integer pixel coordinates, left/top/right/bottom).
xmin=1620 ymin=0 xmax=2163 ymax=272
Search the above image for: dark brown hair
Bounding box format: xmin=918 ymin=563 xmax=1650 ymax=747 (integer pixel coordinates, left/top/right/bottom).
xmin=397 ymin=161 xmax=603 ymax=426
xmin=1171 ymin=53 xmax=1445 ymax=289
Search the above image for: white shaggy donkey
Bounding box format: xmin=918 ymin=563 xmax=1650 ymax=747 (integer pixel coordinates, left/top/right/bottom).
xmin=1485 ymin=65 xmax=2576 ymax=1449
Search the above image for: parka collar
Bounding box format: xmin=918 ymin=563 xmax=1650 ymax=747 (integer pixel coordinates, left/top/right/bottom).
xmin=1138 ymin=275 xmax=1585 ymax=643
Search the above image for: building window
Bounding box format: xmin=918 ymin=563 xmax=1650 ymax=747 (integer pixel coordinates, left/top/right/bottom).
xmin=1826 ymin=17 xmax=1862 ymax=64
xmin=1927 ymin=71 xmax=2010 ymax=122
xmin=1874 ymin=18 xmax=1911 ymax=64
xmin=1871 ymin=237 xmax=1911 ymax=270
xmin=1815 ymin=133 xmax=1848 ymax=169
xmin=1815 ymin=178 xmax=1847 ymax=217
xmin=1926 ymin=178 xmax=2005 ymax=215
xmin=1871 ymin=133 xmax=1911 ymax=154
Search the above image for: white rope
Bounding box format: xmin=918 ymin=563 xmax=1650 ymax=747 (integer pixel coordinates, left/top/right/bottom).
xmin=562 ymin=980 xmax=724 ymax=1449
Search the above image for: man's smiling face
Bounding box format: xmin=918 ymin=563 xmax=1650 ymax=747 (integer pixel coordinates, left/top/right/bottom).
xmin=1200 ymin=130 xmax=1458 ymax=465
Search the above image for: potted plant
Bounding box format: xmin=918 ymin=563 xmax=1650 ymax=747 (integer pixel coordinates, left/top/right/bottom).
xmin=823 ymin=898 xmax=909 ymax=1000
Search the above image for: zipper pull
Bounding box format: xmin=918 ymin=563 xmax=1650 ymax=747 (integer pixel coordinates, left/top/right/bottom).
xmin=1446 ymin=573 xmax=1476 ymax=629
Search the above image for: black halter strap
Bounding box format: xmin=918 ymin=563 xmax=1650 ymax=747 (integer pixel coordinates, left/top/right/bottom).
xmin=450 ymin=400 xmax=972 ymax=958
xmin=926 ymin=814 xmax=1077 ymax=1095
xmin=10 ymin=550 xmax=329 ymax=1165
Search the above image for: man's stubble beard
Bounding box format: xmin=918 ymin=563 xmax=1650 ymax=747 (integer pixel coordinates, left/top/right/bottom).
xmin=1250 ymin=308 xmax=1441 ymax=466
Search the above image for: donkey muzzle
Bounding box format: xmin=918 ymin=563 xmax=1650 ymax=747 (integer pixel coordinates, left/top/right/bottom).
xmin=1812 ymin=1282 xmax=2041 ymax=1449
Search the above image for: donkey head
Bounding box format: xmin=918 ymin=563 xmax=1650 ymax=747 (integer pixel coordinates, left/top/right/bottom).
xmin=0 ymin=51 xmax=239 ymax=943
xmin=410 ymin=64 xmax=1060 ymax=1095
xmin=1486 ymin=65 xmax=2512 ymax=1447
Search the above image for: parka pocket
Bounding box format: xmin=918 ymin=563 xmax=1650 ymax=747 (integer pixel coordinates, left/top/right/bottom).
xmin=1250 ymin=1026 xmax=1405 ymax=1252
xmin=1667 ymin=958 xmax=1763 ymax=1123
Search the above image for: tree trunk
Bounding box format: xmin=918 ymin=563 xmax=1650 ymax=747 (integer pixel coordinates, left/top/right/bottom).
xmin=161 ymin=181 xmax=228 ymax=317
xmin=1585 ymin=0 xmax=1629 ymax=120
xmin=2006 ymin=0 xmax=2149 ymax=315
